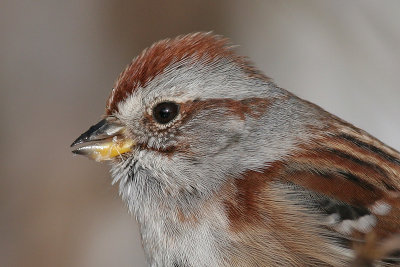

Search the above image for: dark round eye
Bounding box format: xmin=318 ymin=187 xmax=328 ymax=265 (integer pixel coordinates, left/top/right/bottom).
xmin=152 ymin=101 xmax=180 ymax=124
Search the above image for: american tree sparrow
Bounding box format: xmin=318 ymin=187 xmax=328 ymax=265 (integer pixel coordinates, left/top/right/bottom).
xmin=72 ymin=33 xmax=400 ymax=266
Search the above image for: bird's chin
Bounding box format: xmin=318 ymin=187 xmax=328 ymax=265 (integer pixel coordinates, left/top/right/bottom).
xmin=109 ymin=156 xmax=138 ymax=186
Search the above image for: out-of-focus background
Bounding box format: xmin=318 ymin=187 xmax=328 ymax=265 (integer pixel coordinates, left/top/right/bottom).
xmin=1 ymin=0 xmax=399 ymax=266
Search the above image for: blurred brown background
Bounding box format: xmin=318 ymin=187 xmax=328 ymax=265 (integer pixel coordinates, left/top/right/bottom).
xmin=1 ymin=1 xmax=399 ymax=266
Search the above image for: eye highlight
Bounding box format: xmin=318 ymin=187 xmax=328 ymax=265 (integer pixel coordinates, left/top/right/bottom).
xmin=152 ymin=101 xmax=180 ymax=124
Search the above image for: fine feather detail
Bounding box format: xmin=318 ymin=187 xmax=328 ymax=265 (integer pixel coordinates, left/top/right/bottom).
xmin=100 ymin=33 xmax=400 ymax=266
xmin=106 ymin=32 xmax=270 ymax=115
xmin=222 ymin=115 xmax=400 ymax=265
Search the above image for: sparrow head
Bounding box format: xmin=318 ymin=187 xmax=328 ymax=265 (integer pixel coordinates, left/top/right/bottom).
xmin=71 ymin=33 xmax=316 ymax=209
xmin=72 ymin=33 xmax=400 ymax=265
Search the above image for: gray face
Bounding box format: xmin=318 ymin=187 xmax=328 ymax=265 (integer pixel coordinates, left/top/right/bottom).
xmin=109 ymin=56 xmax=322 ymax=214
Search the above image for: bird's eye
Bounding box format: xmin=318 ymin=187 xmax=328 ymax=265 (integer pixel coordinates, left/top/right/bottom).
xmin=152 ymin=101 xmax=180 ymax=124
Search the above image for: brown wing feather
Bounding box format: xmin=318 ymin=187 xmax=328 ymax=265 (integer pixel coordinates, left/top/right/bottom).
xmin=287 ymin=120 xmax=400 ymax=263
xmin=223 ymin=118 xmax=400 ymax=265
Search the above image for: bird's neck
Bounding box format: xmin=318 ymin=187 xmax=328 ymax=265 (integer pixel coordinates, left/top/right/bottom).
xmin=135 ymin=189 xmax=231 ymax=266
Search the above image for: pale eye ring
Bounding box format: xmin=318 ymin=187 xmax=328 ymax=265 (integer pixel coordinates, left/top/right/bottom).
xmin=152 ymin=101 xmax=180 ymax=124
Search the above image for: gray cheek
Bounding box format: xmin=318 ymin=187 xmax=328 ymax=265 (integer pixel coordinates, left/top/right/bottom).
xmin=180 ymin=111 xmax=246 ymax=157
xmin=163 ymin=112 xmax=252 ymax=193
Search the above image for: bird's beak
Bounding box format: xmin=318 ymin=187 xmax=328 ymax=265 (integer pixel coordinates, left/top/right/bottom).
xmin=70 ymin=118 xmax=135 ymax=162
